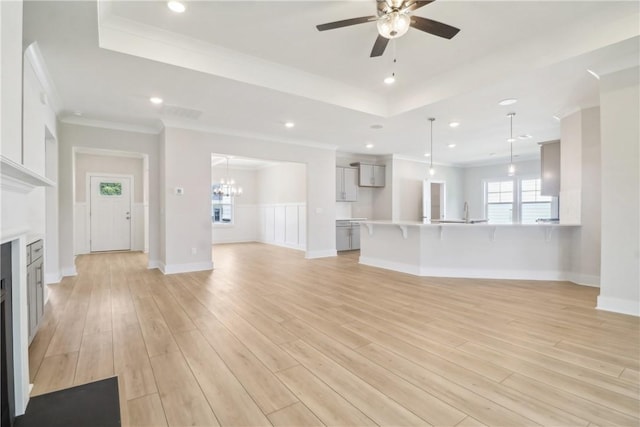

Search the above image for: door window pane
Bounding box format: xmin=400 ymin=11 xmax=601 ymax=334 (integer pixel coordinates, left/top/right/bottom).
xmin=100 ymin=182 xmax=122 ymax=196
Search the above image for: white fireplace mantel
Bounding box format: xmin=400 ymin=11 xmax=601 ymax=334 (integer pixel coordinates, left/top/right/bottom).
xmin=0 ymin=155 xmax=55 ymax=193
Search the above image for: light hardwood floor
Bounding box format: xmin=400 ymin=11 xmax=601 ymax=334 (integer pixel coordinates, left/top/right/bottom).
xmin=29 ymin=243 xmax=640 ymax=426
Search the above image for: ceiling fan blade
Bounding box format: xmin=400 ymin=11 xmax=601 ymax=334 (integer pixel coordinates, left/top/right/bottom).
xmin=402 ymin=1 xmax=435 ymax=13
xmin=370 ymin=35 xmax=390 ymax=57
xmin=316 ymin=16 xmax=377 ymax=31
xmin=410 ymin=16 xmax=460 ymax=39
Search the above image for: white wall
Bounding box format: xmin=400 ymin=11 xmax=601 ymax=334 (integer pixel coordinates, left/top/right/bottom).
xmin=560 ymin=112 xmax=583 ymax=224
xmin=75 ymin=154 xmax=144 ymax=203
xmin=256 ymin=162 xmax=306 ymax=204
xmin=570 ymin=107 xmax=601 ymax=285
xmin=73 ymin=153 xmax=145 ymax=254
xmin=0 ymin=0 xmax=23 ymax=163
xmin=161 ymin=126 xmax=335 ymax=273
xmin=597 ymin=66 xmax=640 ymax=316
xmin=58 ymin=123 xmax=161 ymax=274
xmin=463 ymin=159 xmax=541 ymax=219
xmin=393 ymin=157 xmax=464 ymax=221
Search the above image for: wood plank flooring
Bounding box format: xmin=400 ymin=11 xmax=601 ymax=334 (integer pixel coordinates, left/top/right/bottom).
xmin=29 ymin=243 xmax=640 ymax=426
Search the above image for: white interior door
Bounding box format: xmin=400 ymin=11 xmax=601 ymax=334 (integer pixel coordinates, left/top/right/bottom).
xmin=90 ymin=176 xmax=131 ymax=252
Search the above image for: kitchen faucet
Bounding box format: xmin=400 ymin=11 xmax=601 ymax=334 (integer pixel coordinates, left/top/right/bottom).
xmin=463 ymin=201 xmax=469 ymax=223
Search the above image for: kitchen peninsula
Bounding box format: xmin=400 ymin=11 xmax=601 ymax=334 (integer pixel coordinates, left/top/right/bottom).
xmin=359 ymin=220 xmax=582 ymax=282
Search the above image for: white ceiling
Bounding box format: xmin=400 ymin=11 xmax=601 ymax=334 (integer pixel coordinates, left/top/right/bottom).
xmin=23 ymin=1 xmax=640 ymax=166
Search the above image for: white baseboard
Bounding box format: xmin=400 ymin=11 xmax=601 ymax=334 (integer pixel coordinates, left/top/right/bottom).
xmin=147 ymin=259 xmax=162 ymax=270
xmin=44 ymin=272 xmax=63 ymax=285
xmin=161 ymin=261 xmax=213 ymax=275
xmin=214 ymin=238 xmax=258 ymax=244
xmin=359 ymin=256 xmax=590 ymax=282
xmin=305 ymin=249 xmax=337 ymax=259
xmin=60 ymin=266 xmax=77 ymax=277
xmin=359 ymin=256 xmax=421 ymax=275
xmin=566 ymin=273 xmax=600 ymax=287
xmin=597 ymin=296 xmax=640 ymax=317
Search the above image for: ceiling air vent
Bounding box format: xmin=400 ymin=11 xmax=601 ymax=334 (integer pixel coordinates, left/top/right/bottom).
xmin=160 ymin=104 xmax=203 ymax=120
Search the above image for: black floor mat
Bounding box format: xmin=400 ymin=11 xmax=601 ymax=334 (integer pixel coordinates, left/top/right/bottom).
xmin=15 ymin=377 xmax=120 ymax=427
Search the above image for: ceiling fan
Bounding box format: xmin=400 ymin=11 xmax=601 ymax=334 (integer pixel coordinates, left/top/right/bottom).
xmin=316 ymin=0 xmax=460 ymax=57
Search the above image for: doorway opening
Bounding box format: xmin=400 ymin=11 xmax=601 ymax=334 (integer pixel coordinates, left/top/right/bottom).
xmin=423 ymin=179 xmax=447 ymax=221
xmin=210 ymin=154 xmax=307 ymax=264
xmin=72 ymin=148 xmax=149 ymax=255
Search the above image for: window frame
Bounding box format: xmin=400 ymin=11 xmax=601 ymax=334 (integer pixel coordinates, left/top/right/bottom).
xmin=484 ymin=175 xmax=553 ymax=224
xmin=211 ymin=183 xmax=235 ymax=226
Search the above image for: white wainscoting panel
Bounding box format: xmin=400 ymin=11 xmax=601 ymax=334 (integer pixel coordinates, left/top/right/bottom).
xmin=274 ymin=206 xmax=286 ymax=244
xmin=258 ymin=203 xmax=306 ymax=251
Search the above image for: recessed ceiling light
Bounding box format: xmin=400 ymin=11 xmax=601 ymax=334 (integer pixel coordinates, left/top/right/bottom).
xmin=518 ymin=134 xmax=532 ymax=140
xmin=73 ymin=110 xmax=82 ymax=116
xmin=448 ymin=143 xmax=456 ymax=148
xmin=365 ymin=143 xmax=374 ymax=149
xmin=449 ymin=121 xmax=460 ymax=128
xmin=498 ymin=98 xmax=517 ymax=106
xmin=553 ymin=115 xmax=561 ymax=121
xmin=424 ymin=152 xmax=431 ymax=157
xmin=284 ymin=122 xmax=295 ymax=128
xmin=167 ymin=1 xmax=186 ymax=13
xmin=586 ymin=69 xmax=600 ymax=80
xmin=384 ymin=75 xmax=396 ymax=85
xmin=507 ymin=137 xmax=516 ymax=143
xmin=150 ymin=97 xmax=163 ymax=105
xmin=370 ymin=124 xmax=384 ymax=129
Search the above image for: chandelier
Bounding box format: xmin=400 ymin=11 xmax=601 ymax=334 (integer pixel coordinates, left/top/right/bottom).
xmin=213 ymin=157 xmax=242 ymax=197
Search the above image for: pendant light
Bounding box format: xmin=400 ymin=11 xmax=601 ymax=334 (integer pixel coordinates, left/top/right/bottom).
xmin=213 ymin=157 xmax=242 ymax=197
xmin=507 ymin=112 xmax=516 ymax=176
xmin=428 ymin=117 xmax=436 ymax=176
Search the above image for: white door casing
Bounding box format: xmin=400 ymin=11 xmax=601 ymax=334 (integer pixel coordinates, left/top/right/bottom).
xmin=90 ymin=175 xmax=132 ymax=252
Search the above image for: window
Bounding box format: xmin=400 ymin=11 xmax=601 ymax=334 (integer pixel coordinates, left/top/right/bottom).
xmin=486 ymin=180 xmax=514 ymax=224
xmin=520 ymin=178 xmax=552 ymax=224
xmin=100 ymin=182 xmax=122 ymax=196
xmin=485 ymin=177 xmax=555 ymax=224
xmin=211 ymin=184 xmax=233 ymax=224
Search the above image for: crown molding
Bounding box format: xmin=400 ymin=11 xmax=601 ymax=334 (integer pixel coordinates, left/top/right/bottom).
xmin=24 ymin=42 xmax=62 ymax=115
xmin=161 ymin=118 xmax=338 ymax=152
xmin=60 ymin=116 xmax=162 ymax=135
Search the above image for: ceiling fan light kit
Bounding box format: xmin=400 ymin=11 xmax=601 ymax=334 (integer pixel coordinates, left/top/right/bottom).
xmin=316 ymin=0 xmax=460 ymax=58
xmin=377 ymin=12 xmax=411 ymax=39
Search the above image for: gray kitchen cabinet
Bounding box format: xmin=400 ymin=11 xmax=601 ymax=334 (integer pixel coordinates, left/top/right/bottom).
xmin=336 ymin=220 xmax=360 ymax=251
xmin=336 ymin=167 xmax=358 ymax=201
xmin=356 ymin=163 xmax=385 ymax=187
xmin=27 ymin=239 xmax=44 ymax=342
xmin=541 ymin=141 xmax=560 ymax=196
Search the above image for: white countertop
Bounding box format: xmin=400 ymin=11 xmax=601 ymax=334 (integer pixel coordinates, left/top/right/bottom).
xmin=359 ymin=220 xmax=581 ymax=227
xmin=336 ymin=218 xmax=368 ymax=221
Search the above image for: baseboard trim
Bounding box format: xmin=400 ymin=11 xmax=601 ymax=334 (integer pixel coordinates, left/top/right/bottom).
xmin=147 ymin=259 xmax=162 ymax=270
xmin=359 ymin=256 xmax=421 ymax=276
xmin=358 ymin=256 xmax=592 ymax=282
xmin=44 ymin=272 xmax=63 ymax=285
xmin=305 ymin=249 xmax=337 ymax=259
xmin=596 ymin=296 xmax=640 ymax=317
xmin=161 ymin=261 xmax=214 ymax=275
xmin=60 ymin=266 xmax=77 ymax=277
xmin=566 ymin=273 xmax=600 ymax=287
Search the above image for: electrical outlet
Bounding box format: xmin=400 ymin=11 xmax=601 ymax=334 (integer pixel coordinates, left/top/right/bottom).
xmin=191 ymin=247 xmax=197 ymax=255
